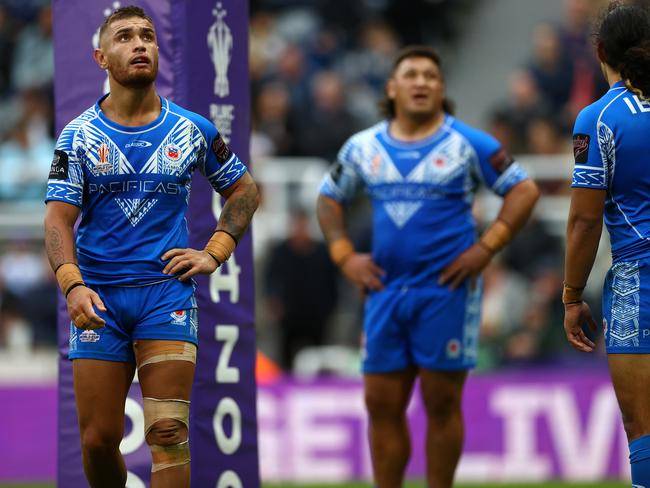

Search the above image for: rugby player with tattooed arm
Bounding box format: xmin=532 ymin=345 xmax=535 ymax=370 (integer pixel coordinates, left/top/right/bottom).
xmin=43 ymin=6 xmax=258 ymax=487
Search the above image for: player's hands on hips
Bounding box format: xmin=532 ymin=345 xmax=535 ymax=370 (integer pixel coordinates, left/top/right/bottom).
xmin=439 ymin=243 xmax=492 ymax=290
xmin=162 ymin=248 xmax=219 ymax=281
xmin=563 ymin=301 xmax=597 ymax=353
xmin=67 ymin=286 xmax=106 ymax=330
xmin=340 ymin=253 xmax=385 ymax=292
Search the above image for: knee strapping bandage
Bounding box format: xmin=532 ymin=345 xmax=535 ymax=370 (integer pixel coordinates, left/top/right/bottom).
xmin=134 ymin=340 xmax=197 ymax=369
xmin=144 ymin=397 xmax=191 ymax=472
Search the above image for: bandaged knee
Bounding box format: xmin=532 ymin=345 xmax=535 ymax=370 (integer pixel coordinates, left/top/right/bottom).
xmin=144 ymin=397 xmax=191 ymax=472
xmin=134 ymin=340 xmax=197 ymax=369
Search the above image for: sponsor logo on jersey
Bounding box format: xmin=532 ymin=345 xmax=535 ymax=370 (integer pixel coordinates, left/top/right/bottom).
xmin=433 ymin=157 xmax=446 ymax=167
xmin=398 ymin=151 xmax=421 ymax=159
xmin=125 ymin=140 xmax=153 ymax=149
xmin=164 ymin=144 xmax=182 ymax=162
xmin=211 ymin=134 xmax=232 ymax=164
xmin=446 ymin=338 xmax=461 ymax=359
xmin=573 ymin=133 xmax=590 ymax=164
xmin=171 ymin=310 xmax=187 ymax=326
xmin=95 ymin=143 xmax=112 ymax=174
xmin=488 ymin=148 xmax=514 ymax=173
xmin=49 ymin=149 xmax=69 ymax=180
xmin=79 ymin=330 xmax=101 ymax=343
xmin=89 ymin=180 xmax=180 ymax=195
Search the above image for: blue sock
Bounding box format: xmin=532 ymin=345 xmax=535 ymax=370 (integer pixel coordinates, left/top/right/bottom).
xmin=630 ymin=435 xmax=650 ymax=487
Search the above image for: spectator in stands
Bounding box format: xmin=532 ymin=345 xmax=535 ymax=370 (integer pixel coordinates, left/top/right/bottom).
xmin=264 ymin=209 xmax=339 ymax=370
xmin=527 ymin=23 xmax=574 ymax=116
xmin=11 ymin=4 xmax=52 ymax=91
xmin=293 ymin=71 xmax=360 ymax=160
xmin=253 ymin=81 xmax=293 ymax=156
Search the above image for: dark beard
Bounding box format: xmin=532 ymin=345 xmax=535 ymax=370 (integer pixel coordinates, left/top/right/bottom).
xmin=122 ymin=71 xmax=156 ymax=89
xmin=112 ymin=61 xmax=158 ymax=89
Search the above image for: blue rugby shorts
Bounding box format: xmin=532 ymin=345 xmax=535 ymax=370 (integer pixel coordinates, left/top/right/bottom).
xmin=68 ymin=278 xmax=198 ymax=362
xmin=362 ymin=280 xmax=482 ymax=373
xmin=603 ymin=259 xmax=650 ymax=353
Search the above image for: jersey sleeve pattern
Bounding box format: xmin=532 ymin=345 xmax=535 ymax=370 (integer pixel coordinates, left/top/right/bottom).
xmin=571 ymin=105 xmax=608 ymax=189
xmin=200 ymin=123 xmax=247 ymax=192
xmin=45 ymin=114 xmax=92 ymax=207
xmin=319 ymin=136 xmax=363 ymax=203
xmin=464 ymin=125 xmax=528 ymax=196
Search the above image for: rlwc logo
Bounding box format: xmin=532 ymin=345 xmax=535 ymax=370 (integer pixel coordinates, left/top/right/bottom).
xmin=208 ymin=2 xmax=232 ymax=98
xmin=95 ymin=143 xmax=112 ymax=174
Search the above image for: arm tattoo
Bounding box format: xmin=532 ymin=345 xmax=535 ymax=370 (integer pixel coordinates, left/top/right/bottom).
xmin=218 ymin=181 xmax=259 ymax=241
xmin=45 ymin=226 xmax=66 ymax=270
xmin=316 ymin=196 xmax=347 ymax=243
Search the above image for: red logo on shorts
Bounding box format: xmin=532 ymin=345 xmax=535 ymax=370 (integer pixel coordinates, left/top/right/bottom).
xmin=170 ymin=310 xmax=187 ymax=325
xmin=446 ymin=339 xmax=461 ymax=359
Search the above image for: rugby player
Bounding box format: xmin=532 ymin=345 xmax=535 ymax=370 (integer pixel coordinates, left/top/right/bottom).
xmin=563 ymin=3 xmax=650 ymax=485
xmin=317 ymin=45 xmax=539 ymax=488
xmin=44 ymin=6 xmax=258 ymax=487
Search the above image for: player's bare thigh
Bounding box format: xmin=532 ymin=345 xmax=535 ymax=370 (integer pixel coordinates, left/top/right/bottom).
xmin=608 ymin=354 xmax=650 ymax=440
xmin=364 ymin=368 xmax=417 ymax=416
xmin=418 ymin=369 xmax=467 ymax=418
xmin=73 ymin=359 xmax=136 ymax=441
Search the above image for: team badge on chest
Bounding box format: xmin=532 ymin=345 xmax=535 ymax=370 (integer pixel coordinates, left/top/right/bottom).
xmin=433 ymin=156 xmax=446 ymax=168
xmin=164 ymin=144 xmax=182 ymax=163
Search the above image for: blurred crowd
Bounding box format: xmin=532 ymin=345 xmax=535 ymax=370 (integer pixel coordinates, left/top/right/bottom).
xmin=253 ymin=0 xmax=611 ymax=373
xmin=0 ymin=0 xmax=631 ymax=373
xmin=0 ymin=0 xmax=56 ymax=352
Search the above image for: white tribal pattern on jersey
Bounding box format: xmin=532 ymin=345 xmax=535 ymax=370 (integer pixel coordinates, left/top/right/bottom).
xmin=319 ymin=116 xmax=528 ymax=288
xmin=46 ymin=94 xmax=247 ymax=286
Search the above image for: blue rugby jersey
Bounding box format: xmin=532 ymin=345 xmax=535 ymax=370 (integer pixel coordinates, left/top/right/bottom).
xmin=319 ymin=115 xmax=528 ymax=288
xmin=571 ymin=80 xmax=650 ymax=263
xmin=46 ymin=94 xmax=247 ymax=285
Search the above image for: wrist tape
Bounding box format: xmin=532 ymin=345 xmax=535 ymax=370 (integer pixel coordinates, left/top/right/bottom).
xmin=562 ymin=283 xmax=585 ymax=304
xmin=204 ymin=230 xmax=237 ymax=265
xmin=55 ymin=263 xmax=85 ymax=297
xmin=480 ymin=219 xmax=513 ymax=254
xmin=329 ymin=238 xmax=355 ymax=267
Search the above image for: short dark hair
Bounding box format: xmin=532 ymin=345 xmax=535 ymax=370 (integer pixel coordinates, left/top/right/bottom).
xmin=379 ymin=45 xmax=455 ymax=118
xmin=98 ymin=5 xmax=154 ymax=43
xmin=596 ymin=2 xmax=650 ymax=98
